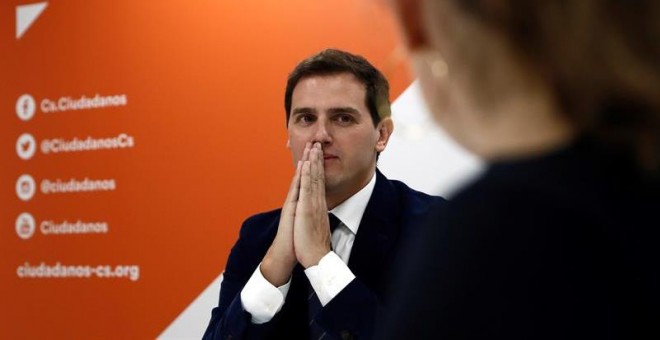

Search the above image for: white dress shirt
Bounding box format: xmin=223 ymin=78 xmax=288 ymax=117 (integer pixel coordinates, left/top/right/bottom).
xmin=240 ymin=173 xmax=377 ymax=323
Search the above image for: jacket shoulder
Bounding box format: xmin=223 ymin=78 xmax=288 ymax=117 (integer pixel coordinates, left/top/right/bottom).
xmin=238 ymin=208 xmax=282 ymax=241
xmin=387 ymin=178 xmax=446 ymax=211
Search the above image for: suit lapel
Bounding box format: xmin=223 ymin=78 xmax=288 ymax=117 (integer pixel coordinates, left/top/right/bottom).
xmin=348 ymin=169 xmax=402 ymax=289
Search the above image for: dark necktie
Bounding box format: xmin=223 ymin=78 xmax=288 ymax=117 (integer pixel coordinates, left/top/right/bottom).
xmin=308 ymin=213 xmax=342 ymax=339
xmin=328 ymin=213 xmax=341 ymax=233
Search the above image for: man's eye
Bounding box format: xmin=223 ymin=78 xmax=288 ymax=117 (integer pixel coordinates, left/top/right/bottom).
xmin=297 ymin=115 xmax=315 ymax=123
xmin=336 ymin=114 xmax=354 ymax=124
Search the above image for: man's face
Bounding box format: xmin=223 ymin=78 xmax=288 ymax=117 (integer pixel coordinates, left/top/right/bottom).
xmin=287 ymin=73 xmax=388 ymax=201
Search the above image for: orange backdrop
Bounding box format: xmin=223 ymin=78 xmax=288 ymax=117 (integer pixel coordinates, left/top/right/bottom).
xmin=0 ymin=0 xmax=411 ymax=338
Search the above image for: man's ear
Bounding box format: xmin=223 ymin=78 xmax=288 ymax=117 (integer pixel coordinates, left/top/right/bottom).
xmin=375 ymin=117 xmax=394 ymax=152
xmin=286 ymin=139 xmax=290 ymax=149
xmin=392 ymin=0 xmax=429 ymax=50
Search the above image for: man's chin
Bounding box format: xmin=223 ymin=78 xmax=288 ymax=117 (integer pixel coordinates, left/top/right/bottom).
xmin=323 ymin=176 xmax=342 ymax=192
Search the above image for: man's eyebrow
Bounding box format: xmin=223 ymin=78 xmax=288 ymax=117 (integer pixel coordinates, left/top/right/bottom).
xmin=291 ymin=107 xmax=316 ymax=115
xmin=328 ymin=107 xmax=360 ymax=114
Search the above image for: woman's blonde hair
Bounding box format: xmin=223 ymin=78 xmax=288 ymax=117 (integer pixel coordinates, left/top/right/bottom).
xmin=442 ymin=0 xmax=660 ymax=172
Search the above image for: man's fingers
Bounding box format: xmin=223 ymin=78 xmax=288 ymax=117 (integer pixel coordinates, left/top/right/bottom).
xmin=291 ymin=143 xmax=333 ymax=268
xmin=284 ymin=141 xmax=310 ymax=212
xmin=315 ymin=143 xmax=326 ymax=201
xmin=296 ymin=142 xmax=312 ymax=204
xmin=301 ymin=142 xmax=311 ymax=162
xmin=310 ymin=143 xmax=319 ymax=191
xmin=277 ymin=161 xmax=301 ymax=245
xmin=309 ymin=143 xmax=326 ymax=210
xmin=284 ymin=160 xmax=302 ymax=207
xmin=299 ymin=159 xmax=312 ymax=203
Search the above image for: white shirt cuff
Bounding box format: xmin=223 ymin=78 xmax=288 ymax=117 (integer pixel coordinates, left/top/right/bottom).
xmin=240 ymin=263 xmax=291 ymax=324
xmin=304 ymin=251 xmax=356 ymax=307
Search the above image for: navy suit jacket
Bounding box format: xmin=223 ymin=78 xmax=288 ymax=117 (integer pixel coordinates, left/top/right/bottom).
xmin=376 ymin=136 xmax=660 ymax=339
xmin=203 ymin=169 xmax=444 ymax=339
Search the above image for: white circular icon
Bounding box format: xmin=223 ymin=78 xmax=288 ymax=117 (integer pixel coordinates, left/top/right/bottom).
xmin=16 ymin=212 xmax=36 ymax=240
xmin=16 ymin=133 xmax=37 ymax=160
xmin=16 ymin=174 xmax=36 ymax=201
xmin=16 ymin=94 xmax=36 ymax=121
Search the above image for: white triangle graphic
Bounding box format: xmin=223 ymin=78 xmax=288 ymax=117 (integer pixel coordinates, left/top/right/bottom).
xmin=16 ymin=2 xmax=48 ymax=39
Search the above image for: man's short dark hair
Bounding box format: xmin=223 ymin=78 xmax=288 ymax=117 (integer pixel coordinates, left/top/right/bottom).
xmin=284 ymin=49 xmax=391 ymax=127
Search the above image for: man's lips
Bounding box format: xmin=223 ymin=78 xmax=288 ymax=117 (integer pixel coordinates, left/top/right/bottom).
xmin=323 ymin=154 xmax=338 ymax=160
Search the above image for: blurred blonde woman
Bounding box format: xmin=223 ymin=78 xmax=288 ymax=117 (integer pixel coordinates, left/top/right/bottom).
xmin=379 ymin=1 xmax=660 ymax=339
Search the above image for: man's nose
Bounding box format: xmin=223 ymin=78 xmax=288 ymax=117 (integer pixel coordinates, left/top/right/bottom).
xmin=312 ymin=120 xmax=332 ymax=144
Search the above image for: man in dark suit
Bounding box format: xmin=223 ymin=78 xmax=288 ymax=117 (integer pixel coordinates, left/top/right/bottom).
xmin=203 ymin=49 xmax=443 ymax=340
